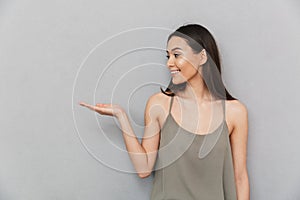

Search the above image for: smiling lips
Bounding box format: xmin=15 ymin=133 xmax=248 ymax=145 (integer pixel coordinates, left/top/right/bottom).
xmin=170 ymin=69 xmax=180 ymax=76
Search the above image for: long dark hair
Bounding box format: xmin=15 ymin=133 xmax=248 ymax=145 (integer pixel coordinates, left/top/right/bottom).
xmin=160 ymin=24 xmax=237 ymax=101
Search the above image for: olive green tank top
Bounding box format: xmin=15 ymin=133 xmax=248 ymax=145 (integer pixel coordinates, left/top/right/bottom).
xmin=150 ymin=96 xmax=237 ymax=200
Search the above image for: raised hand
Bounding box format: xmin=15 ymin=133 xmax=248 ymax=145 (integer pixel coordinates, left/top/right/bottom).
xmin=79 ymin=101 xmax=124 ymax=118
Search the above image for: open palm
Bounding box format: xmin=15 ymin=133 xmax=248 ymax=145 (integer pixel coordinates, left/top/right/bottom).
xmin=79 ymin=101 xmax=124 ymax=117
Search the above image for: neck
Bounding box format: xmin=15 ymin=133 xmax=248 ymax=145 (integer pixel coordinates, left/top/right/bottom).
xmin=176 ymin=74 xmax=215 ymax=103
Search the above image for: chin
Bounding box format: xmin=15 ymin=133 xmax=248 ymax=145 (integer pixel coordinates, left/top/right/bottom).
xmin=172 ymin=78 xmax=187 ymax=85
xmin=171 ymin=79 xmax=187 ymax=87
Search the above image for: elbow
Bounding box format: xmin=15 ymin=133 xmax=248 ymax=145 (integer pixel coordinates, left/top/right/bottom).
xmin=136 ymin=165 xmax=153 ymax=179
xmin=235 ymin=170 xmax=249 ymax=185
xmin=138 ymin=172 xmax=151 ymax=179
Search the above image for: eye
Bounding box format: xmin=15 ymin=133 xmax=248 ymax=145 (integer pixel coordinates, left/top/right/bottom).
xmin=165 ymin=53 xmax=180 ymax=59
xmin=174 ymin=53 xmax=180 ymax=58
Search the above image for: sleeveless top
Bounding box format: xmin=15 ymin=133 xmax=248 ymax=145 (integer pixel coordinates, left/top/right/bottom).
xmin=150 ymin=96 xmax=237 ymax=200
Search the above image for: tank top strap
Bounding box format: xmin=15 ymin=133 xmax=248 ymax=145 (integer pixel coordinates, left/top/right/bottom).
xmin=222 ymin=99 xmax=226 ymax=121
xmin=168 ymin=96 xmax=174 ymax=114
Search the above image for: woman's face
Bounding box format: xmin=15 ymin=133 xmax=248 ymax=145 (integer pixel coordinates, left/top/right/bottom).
xmin=166 ymin=36 xmax=207 ymax=85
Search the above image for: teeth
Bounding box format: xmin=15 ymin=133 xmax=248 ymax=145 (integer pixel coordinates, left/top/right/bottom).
xmin=171 ymin=70 xmax=180 ymax=74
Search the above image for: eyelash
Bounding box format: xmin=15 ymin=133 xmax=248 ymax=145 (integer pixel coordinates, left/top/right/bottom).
xmin=166 ymin=54 xmax=180 ymax=59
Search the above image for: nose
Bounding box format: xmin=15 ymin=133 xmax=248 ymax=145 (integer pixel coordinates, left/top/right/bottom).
xmin=167 ymin=55 xmax=175 ymax=68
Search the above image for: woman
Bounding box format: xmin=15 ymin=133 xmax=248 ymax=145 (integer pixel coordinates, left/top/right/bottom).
xmin=79 ymin=24 xmax=250 ymax=199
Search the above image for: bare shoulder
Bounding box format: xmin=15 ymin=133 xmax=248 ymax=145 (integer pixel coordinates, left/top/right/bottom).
xmin=146 ymin=92 xmax=169 ymax=109
xmin=225 ymin=99 xmax=248 ymax=134
xmin=226 ymin=99 xmax=248 ymax=117
xmin=147 ymin=92 xmax=168 ymax=103
xmin=145 ymin=92 xmax=171 ymax=124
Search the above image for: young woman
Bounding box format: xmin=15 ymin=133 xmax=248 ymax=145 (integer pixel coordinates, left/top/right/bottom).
xmin=79 ymin=24 xmax=250 ymax=199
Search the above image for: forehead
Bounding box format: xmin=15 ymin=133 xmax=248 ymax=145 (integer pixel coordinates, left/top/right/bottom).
xmin=166 ymin=36 xmax=190 ymax=51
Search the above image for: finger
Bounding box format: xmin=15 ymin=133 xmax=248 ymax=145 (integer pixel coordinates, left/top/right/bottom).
xmin=96 ymin=103 xmax=111 ymax=107
xmin=79 ymin=102 xmax=96 ymax=110
xmin=79 ymin=101 xmax=89 ymax=106
xmin=94 ymin=107 xmax=112 ymax=115
xmin=79 ymin=102 xmax=90 ymax=107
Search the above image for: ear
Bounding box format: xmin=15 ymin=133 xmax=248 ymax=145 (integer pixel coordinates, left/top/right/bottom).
xmin=198 ymin=49 xmax=208 ymax=65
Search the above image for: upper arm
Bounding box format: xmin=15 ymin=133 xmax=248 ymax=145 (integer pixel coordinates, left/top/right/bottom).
xmin=141 ymin=93 xmax=163 ymax=171
xmin=229 ymin=100 xmax=249 ymax=180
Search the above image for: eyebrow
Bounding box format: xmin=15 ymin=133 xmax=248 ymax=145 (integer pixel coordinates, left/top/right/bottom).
xmin=166 ymin=47 xmax=182 ymax=53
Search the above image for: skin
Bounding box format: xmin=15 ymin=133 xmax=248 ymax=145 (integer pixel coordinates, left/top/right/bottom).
xmin=79 ymin=36 xmax=250 ymax=199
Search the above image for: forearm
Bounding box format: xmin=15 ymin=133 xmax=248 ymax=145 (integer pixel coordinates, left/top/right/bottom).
xmin=116 ymin=112 xmax=151 ymax=177
xmin=236 ymin=173 xmax=250 ymax=200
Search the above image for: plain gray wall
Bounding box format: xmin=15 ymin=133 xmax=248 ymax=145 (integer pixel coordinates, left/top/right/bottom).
xmin=1 ymin=0 xmax=299 ymax=199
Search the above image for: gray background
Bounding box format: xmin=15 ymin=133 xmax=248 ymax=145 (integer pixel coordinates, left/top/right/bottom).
xmin=1 ymin=0 xmax=299 ymax=199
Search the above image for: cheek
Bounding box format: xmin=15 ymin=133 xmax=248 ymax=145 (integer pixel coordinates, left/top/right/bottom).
xmin=175 ymin=58 xmax=185 ymax=68
xmin=176 ymin=59 xmax=198 ymax=75
xmin=176 ymin=57 xmax=198 ymax=69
